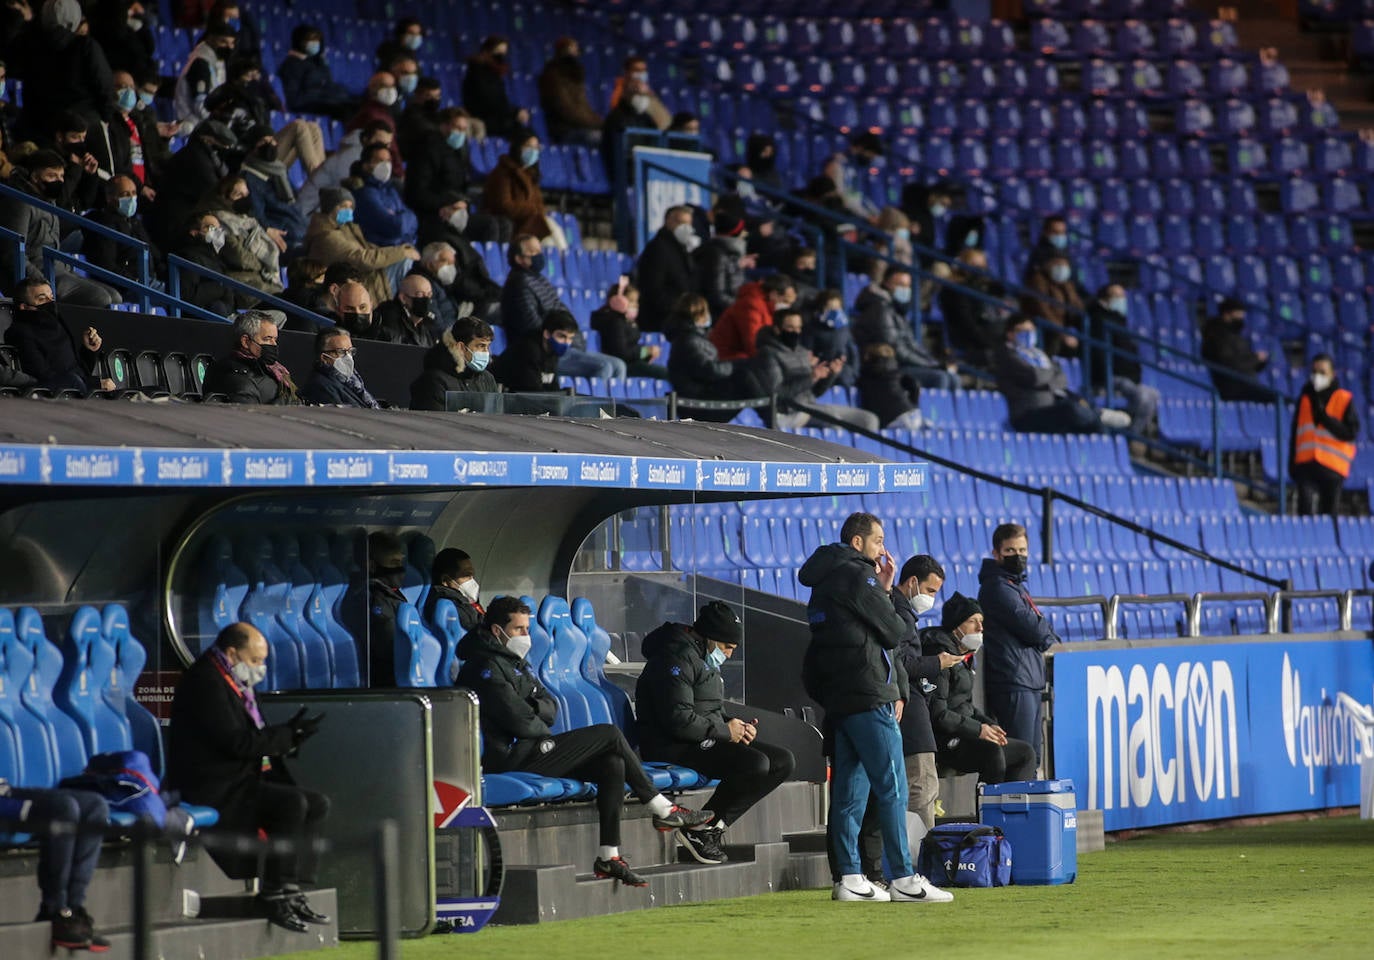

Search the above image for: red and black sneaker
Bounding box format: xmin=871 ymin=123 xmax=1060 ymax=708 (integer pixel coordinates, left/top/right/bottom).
xmin=651 ymin=804 xmax=712 ymax=832
xmin=593 ymin=855 xmax=649 ymax=887
xmin=51 ymin=907 xmax=110 ymax=952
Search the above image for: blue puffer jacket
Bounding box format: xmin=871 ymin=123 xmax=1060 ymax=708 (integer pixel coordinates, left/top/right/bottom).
xmin=976 ymin=557 xmax=1059 ymax=691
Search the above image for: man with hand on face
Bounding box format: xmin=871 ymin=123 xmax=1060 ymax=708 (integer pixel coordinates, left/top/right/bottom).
xmin=423 ymin=548 xmax=484 ymax=633
xmin=636 ymin=601 xmax=796 ymax=866
xmin=4 ymin=279 xmax=115 ymax=394
xmin=457 ymin=597 xmax=710 ymax=887
xmin=301 ymin=327 xmax=381 ymax=408
xmin=800 ymin=512 xmax=953 ymax=904
xmin=167 ymin=623 xmax=330 ymax=933
xmin=978 ymin=522 xmax=1059 ymax=768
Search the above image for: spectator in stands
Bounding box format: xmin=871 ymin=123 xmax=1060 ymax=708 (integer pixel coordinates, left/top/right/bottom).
xmin=821 ymin=135 xmax=883 ymax=225
xmin=748 ymin=307 xmax=879 ymax=432
xmin=742 ymin=134 xmax=783 ymax=193
xmin=91 ymin=0 xmax=154 ymax=78
xmin=304 ymin=187 xmax=419 ymax=307
xmin=51 ymin=109 xmax=103 ymax=213
xmin=232 ymin=125 xmax=307 ymax=248
xmin=85 ymin=175 xmax=162 ymax=284
xmin=347 ymin=530 xmax=408 ymax=686
xmin=352 ymin=142 xmax=417 ymax=248
xmin=410 ymin=315 xmax=498 ymax=410
xmin=538 ymin=37 xmax=601 ymax=147
xmin=374 ymin=16 xmax=425 ymax=74
xmin=404 ymin=108 xmax=483 ymax=224
xmin=1 ymin=780 xmax=111 ymax=950
xmin=667 ymin=291 xmax=736 ymax=387
xmin=277 ymin=24 xmax=357 ymax=120
xmin=600 ymin=76 xmax=658 ymax=178
xmin=1023 ymin=214 xmax=1074 ymax=282
xmin=4 ymin=278 xmax=115 ymax=393
xmin=636 ymin=601 xmax=795 ymax=865
xmin=940 ymin=248 xmax=1010 ymax=368
xmin=456 ymin=595 xmax=710 ymax=887
xmin=995 ymin=316 xmax=1129 ymax=434
xmin=0 ymin=344 xmax=36 ymax=389
xmin=924 ymin=592 xmax=1037 ymax=785
xmin=167 ymin=622 xmax=330 ymax=933
xmin=207 ymin=174 xmax=285 ymax=296
xmin=1084 ymin=285 xmax=1159 ymax=435
xmin=492 ymin=308 xmax=576 ymax=392
xmin=298 ymin=121 xmax=391 ymax=218
xmin=206 ymin=55 xmax=325 ymax=177
xmin=329 ymin=279 xmax=378 ymax=339
xmin=852 ymin=269 xmax=956 ymax=391
xmin=696 ymin=211 xmax=754 ymax=319
xmin=870 ymin=207 xmax=914 ymax=280
xmin=608 ymin=56 xmax=670 ymax=130
xmin=633 ymin=205 xmax=699 ymax=331
xmin=381 ymin=52 xmax=420 ymax=109
xmin=345 ymin=74 xmax=404 ymax=174
xmin=799 ymin=511 xmax=953 ymax=905
xmin=978 ymin=522 xmax=1060 ymax=768
xmin=408 ymin=239 xmax=463 ymax=331
xmin=372 ymin=273 xmax=436 ymax=347
xmin=301 ymin=327 xmax=381 ymax=409
xmin=423 ymin=547 xmax=484 ymax=633
xmin=943 ymin=214 xmax=984 ymax=258
xmin=803 ymin=289 xmax=857 ymax=384
xmin=857 ymin=344 xmax=925 ymax=430
xmin=1201 ymin=298 xmax=1271 ymax=402
xmin=174 ymin=211 xmax=248 ymax=314
xmin=415 ymin=201 xmax=502 ymax=316
xmin=1022 ymin=252 xmax=1082 ymax=358
xmin=203 ymin=309 xmax=299 ymax=403
xmin=482 ymin=131 xmax=550 ymax=242
xmin=206 ymin=0 xmax=259 ymax=55
xmin=174 ymin=18 xmax=235 ymax=132
xmin=0 ymin=150 xmax=122 ymax=307
xmin=149 ymin=118 xmax=236 ymax=249
xmin=394 ymin=74 xmax=441 ymax=155
xmin=131 ymin=67 xmax=176 ymax=184
xmin=280 ymin=256 xmax=327 ymax=314
xmin=1289 ymin=353 xmax=1359 ymax=516
xmin=18 ymin=0 xmax=113 ymax=139
xmin=590 ymin=278 xmax=668 ymax=380
xmin=711 ymin=273 xmax=796 ymax=363
xmin=500 ymin=233 xmax=562 ymax=339
xmin=90 ymin=71 xmax=158 ymax=197
xmin=462 ymin=35 xmax=529 ymax=140
xmin=900 ymin=183 xmax=952 ymax=258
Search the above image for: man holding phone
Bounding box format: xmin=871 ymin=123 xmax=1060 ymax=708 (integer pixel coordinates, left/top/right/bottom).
xmin=636 ymin=601 xmax=796 ymax=865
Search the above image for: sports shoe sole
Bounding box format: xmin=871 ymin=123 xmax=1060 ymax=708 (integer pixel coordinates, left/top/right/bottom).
xmin=676 ymin=830 xmax=726 ymax=865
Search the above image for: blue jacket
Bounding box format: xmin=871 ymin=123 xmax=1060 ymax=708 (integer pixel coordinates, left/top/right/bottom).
xmin=977 ymin=557 xmax=1059 ymax=691
xmin=243 ymin=166 xmax=309 ymax=248
xmin=353 ymin=176 xmax=419 ymax=248
xmin=301 ymin=364 xmax=381 ymax=408
xmin=500 ymin=267 xmax=563 ymax=339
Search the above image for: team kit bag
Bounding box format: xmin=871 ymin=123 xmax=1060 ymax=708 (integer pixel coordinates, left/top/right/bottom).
xmin=917 ymin=823 xmax=1014 ymax=888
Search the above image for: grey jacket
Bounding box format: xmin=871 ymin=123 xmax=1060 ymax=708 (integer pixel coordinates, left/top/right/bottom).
xmin=992 ymin=340 xmax=1070 ymax=414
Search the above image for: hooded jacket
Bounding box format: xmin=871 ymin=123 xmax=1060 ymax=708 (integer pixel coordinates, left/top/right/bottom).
xmin=635 ymin=622 xmax=732 ymax=758
xmin=798 ymin=543 xmax=910 ymax=718
xmin=920 ymin=626 xmax=995 ymax=750
xmin=977 ymin=557 xmax=1059 ymax=691
xmin=709 ymin=280 xmax=772 ymax=361
xmin=894 ymin=589 xmax=943 ymax=756
xmin=454 ymin=627 xmax=558 ymax=771
xmin=410 ymin=328 xmax=500 ymax=410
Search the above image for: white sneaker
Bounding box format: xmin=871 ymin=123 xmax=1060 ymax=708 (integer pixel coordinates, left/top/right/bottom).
xmin=889 ymin=874 xmax=955 ymax=903
xmin=832 ymin=875 xmax=892 ymax=902
xmin=1099 ymin=409 xmax=1132 ymax=430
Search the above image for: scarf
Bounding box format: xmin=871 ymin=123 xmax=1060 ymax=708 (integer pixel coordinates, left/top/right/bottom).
xmin=1012 ymin=342 xmax=1052 ymax=370
xmin=244 ymin=155 xmax=295 ymax=203
xmin=234 ymin=348 xmax=299 ymax=401
xmin=329 ymin=363 xmax=380 ymax=408
xmin=209 ymin=647 xmax=264 ymax=729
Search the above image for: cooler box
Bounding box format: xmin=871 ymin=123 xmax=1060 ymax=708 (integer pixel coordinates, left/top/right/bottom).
xmin=979 ymin=779 xmax=1077 ymax=885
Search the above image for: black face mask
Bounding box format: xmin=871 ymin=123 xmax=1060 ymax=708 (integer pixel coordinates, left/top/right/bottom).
xmin=257 ymin=343 xmax=280 ymax=365
xmin=255 ymin=143 xmax=277 ymax=162
xmin=231 ymin=196 xmax=253 ymax=214
xmin=374 ymin=564 xmax=407 ymax=588
xmin=777 ymin=330 xmax=802 ymax=350
xmin=41 ymin=179 xmax=64 ymax=199
xmin=408 ymin=296 xmax=431 ymax=317
xmin=33 ymin=302 xmax=59 ymax=320
xmin=1000 ymin=554 xmax=1028 ymax=577
xmin=421 ymin=99 xmax=440 ymax=114
xmin=65 ymin=140 xmax=86 ymax=157
xmin=343 ymin=311 xmax=372 ymax=330
xmin=210 ymin=45 xmax=231 ymax=61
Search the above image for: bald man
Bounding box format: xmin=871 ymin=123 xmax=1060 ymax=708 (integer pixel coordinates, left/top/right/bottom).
xmin=374 ymin=271 xmax=437 ymax=346
xmin=167 ymin=624 xmax=330 ymax=933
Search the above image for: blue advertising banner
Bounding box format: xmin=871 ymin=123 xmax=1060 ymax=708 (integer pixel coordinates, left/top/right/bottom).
xmin=1051 ymin=639 xmax=1374 ymax=830
xmin=633 ymin=146 xmax=713 ymax=252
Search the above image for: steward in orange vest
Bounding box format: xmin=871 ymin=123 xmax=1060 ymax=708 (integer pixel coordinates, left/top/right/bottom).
xmin=1289 ymin=357 xmax=1359 ymax=516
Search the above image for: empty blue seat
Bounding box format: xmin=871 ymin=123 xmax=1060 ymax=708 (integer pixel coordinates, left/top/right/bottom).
xmin=99 ymin=605 xmax=164 ymax=777
xmin=56 ymin=606 xmax=130 ymax=758
xmin=394 ymin=603 xmax=442 ymax=688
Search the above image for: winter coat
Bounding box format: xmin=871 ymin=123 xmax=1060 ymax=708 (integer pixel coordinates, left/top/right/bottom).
xmin=208 ymin=205 xmax=283 ymax=292
xmin=18 ymin=28 xmax=113 ymax=135
xmin=696 ymin=236 xmax=747 ymax=318
xmin=743 ymin=326 xmax=816 ymax=402
xmin=940 ymin=280 xmax=1009 ymax=362
xmin=413 ymin=220 xmax=501 ymax=317
xmin=993 ymin=339 xmax=1071 ymax=418
xmin=423 ymin=583 xmax=482 ymax=636
xmin=344 ymin=100 xmax=403 ymax=173
xmin=404 ymin=129 xmax=475 ymax=218
xmin=590 ymin=305 xmax=647 ymax=366
xmin=852 ymin=285 xmax=941 ymax=371
xmin=175 ymin=41 xmax=225 ymax=126
xmin=977 ymin=557 xmax=1059 ymax=691
xmin=353 ymin=176 xmax=418 ymax=248
xmin=500 ymin=266 xmax=563 ymax=338
xmin=278 ymin=51 xmax=354 ymax=114
xmin=3 ymin=307 xmax=99 ymax=393
xmin=895 ymin=591 xmax=943 ymax=756
xmin=667 ymin=326 xmax=738 ymax=399
xmin=710 ymin=281 xmax=772 ymax=361
xmin=798 ymin=543 xmax=910 ymax=718
xmin=600 ymin=102 xmax=659 ymax=177
xmin=858 ymin=356 xmax=921 ymax=429
xmin=0 ymin=170 xmax=64 ymax=282
xmin=538 ymin=55 xmax=602 ymax=139
xmin=83 ymin=208 xmax=162 ymax=285
xmin=633 ymin=227 xmax=697 ymax=330
xmin=151 ymin=139 xmax=227 ymax=245
xmin=301 ymin=363 xmax=380 ymax=408
xmin=173 ymin=239 xmax=245 ymax=315
xmin=302 ymin=213 xmax=412 ymax=307
xmin=373 ymin=300 xmax=436 ymax=348
xmin=454 ymin=627 xmax=558 ymax=771
xmin=297 ymin=131 xmax=363 ymax=216
xmin=921 ymin=626 xmax=995 ymax=750
xmin=1201 ymin=319 xmax=1269 ymax=401
xmin=202 ymin=352 xmax=298 ymax=405
xmin=410 ymin=328 xmax=501 ymax=410
xmin=635 ymin=622 xmax=732 ymax=759
xmin=462 ymin=58 xmax=522 ymax=140
xmin=1084 ymin=301 xmax=1143 ymax=386
xmin=481 ymin=155 xmax=550 ymax=240
xmin=1022 ymin=264 xmax=1084 ymax=357
xmin=491 ymin=333 xmax=560 ymax=393
xmin=241 ymin=162 xmax=309 ymax=248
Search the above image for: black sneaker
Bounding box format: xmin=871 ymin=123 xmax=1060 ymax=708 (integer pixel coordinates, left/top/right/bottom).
xmin=651 ymin=804 xmax=712 ymax=831
xmin=677 ymin=827 xmax=727 ymax=864
xmin=51 ymin=909 xmax=91 ymax=950
xmin=257 ymin=895 xmax=309 ymax=933
xmin=289 ymin=894 xmax=331 ymax=925
xmin=74 ymin=907 xmax=110 ymax=953
xmin=593 ymin=855 xmax=649 ymax=887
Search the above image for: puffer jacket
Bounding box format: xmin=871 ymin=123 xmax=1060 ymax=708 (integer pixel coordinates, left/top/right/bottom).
xmin=302 ymin=212 xmax=412 ymax=307
xmin=894 ymin=589 xmax=942 ymax=756
xmin=635 ymin=622 xmax=732 ymax=759
xmin=454 ymin=627 xmax=558 ymax=771
xmin=742 ymin=326 xmax=816 ymax=402
xmin=710 ymin=281 xmax=772 ymax=361
xmin=921 ymin=625 xmax=994 ymax=750
xmin=409 ymin=328 xmax=500 ymax=410
xmin=852 ymin=284 xmax=940 ymax=371
xmin=696 ymin=236 xmax=747 ymax=318
xmin=667 ymin=326 xmax=739 ymax=399
xmin=977 ymin=557 xmax=1059 ymax=691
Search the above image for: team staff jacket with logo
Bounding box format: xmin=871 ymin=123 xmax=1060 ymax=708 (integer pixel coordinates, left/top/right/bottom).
xmin=454 ymin=627 xmax=557 ymax=772
xmin=977 ymin=558 xmax=1059 ymax=692
xmin=635 ymin=622 xmax=733 ymax=757
xmin=799 ymin=543 xmax=911 ymax=718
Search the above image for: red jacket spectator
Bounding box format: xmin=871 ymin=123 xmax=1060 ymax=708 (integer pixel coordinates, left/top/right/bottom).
xmin=709 ymin=276 xmax=796 ymax=361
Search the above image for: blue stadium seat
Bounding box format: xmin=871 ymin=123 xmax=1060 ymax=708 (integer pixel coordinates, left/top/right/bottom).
xmin=99 ymin=605 xmax=164 ymax=777
xmin=1 ymin=609 xmax=60 ymax=787
xmin=430 ymin=598 xmax=463 ymax=688
xmin=299 ymin=533 xmax=360 ymax=688
xmin=55 ymin=606 xmax=130 ymax=758
xmin=394 ymin=603 xmax=442 ymax=689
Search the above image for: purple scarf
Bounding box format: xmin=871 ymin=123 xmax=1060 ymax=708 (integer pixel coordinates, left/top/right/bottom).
xmin=210 ymin=647 xmax=265 ymax=730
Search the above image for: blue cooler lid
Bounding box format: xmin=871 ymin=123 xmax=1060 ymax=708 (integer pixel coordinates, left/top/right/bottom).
xmin=979 ymin=778 xmax=1075 ymax=797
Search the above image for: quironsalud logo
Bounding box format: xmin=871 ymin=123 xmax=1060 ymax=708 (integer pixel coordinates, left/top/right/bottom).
xmin=1280 ymin=652 xmax=1374 ymax=794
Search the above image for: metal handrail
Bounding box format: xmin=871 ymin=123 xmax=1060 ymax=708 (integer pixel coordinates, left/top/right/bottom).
xmin=165 ymin=254 xmax=336 ymax=329
xmin=1189 ymin=591 xmax=1278 ymax=636
xmin=40 ymin=248 xmax=227 ymax=324
xmin=1107 ymin=593 xmax=1198 ymax=640
xmin=1273 ymin=588 xmax=1367 ymax=634
xmin=1031 ymin=595 xmax=1111 ymax=639
xmin=0 ymin=223 xmax=26 ymax=288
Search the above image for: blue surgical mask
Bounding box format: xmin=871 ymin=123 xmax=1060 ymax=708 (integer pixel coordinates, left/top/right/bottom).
xmin=116 ymin=87 xmax=138 ymax=113
xmin=1049 ymin=233 xmax=1069 ymax=250
xmin=521 ymin=147 xmax=540 ymax=168
xmin=527 ymin=252 xmax=546 ymax=274
xmin=549 ymin=337 xmax=571 ymax=357
xmin=137 ymin=90 xmax=155 ymax=108
xmin=1107 ymin=296 xmax=1128 ymax=316
xmin=894 ymin=227 xmax=910 ymax=242
xmin=468 ymin=350 xmax=490 ymax=371
xmin=1015 ymin=329 xmax=1038 ymax=350
xmin=398 ymin=74 xmax=418 ymax=95
xmin=226 ymin=17 xmax=240 ymax=31
xmin=821 ymin=307 xmax=848 ymax=328
xmin=116 ymin=195 xmax=138 ymax=218
xmin=706 ymin=646 xmax=727 ymax=671
xmin=447 ymin=129 xmax=467 ymax=150
xmin=336 ymin=207 xmax=354 ymax=225
xmin=1050 ymin=264 xmax=1071 ymax=284
xmin=965 ymin=231 xmax=980 ymax=247
xmin=304 ymin=40 xmax=321 ymax=56
xmin=892 ymin=285 xmax=912 ymax=305
xmin=403 ymin=33 xmax=423 ymax=51
xmin=929 ymin=203 xmax=948 ymax=219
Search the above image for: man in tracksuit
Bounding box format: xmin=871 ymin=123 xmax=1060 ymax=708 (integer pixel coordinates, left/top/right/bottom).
xmin=799 ymin=512 xmax=953 ymax=904
xmin=977 ymin=522 xmax=1061 ymax=768
xmin=636 ymin=601 xmax=796 ymax=865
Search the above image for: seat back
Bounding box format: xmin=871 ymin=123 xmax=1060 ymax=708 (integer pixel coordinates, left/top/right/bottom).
xmin=404 ymin=535 xmax=436 ymax=613
xmin=299 ymin=532 xmax=360 ymax=688
xmin=571 ymin=598 xmax=638 ymax=742
xmin=0 ymin=608 xmax=57 ymax=787
xmin=272 ymin=534 xmax=337 ymax=688
xmin=13 ymin=608 xmax=87 ymax=782
xmin=197 ymin=535 xmax=250 ymax=658
xmin=394 ymin=603 xmax=441 ymax=688
xmin=163 ymin=351 xmax=194 ymax=397
xmin=99 ymin=604 xmax=165 ymax=776
xmin=430 ymin=599 xmax=463 ymax=687
xmin=538 ymin=596 xmax=600 ymax=729
xmin=134 ymin=350 xmax=167 ymax=394
xmin=55 ymin=605 xmax=130 ymax=758
xmin=521 ymin=595 xmax=569 ymax=732
xmin=235 ymin=534 xmax=310 ymax=690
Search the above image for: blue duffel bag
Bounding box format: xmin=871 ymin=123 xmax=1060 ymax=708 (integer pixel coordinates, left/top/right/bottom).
xmin=917 ymin=822 xmax=1014 ymax=888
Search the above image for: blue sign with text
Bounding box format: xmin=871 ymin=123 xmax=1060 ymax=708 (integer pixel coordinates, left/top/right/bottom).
xmin=633 ymin=147 xmax=712 ymax=252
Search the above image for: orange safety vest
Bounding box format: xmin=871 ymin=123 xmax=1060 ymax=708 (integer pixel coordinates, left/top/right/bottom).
xmin=1294 ymin=389 xmax=1356 ymax=477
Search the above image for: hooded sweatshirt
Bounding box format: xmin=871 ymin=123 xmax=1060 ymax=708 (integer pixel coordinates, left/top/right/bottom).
xmin=635 ymin=622 xmax=732 ymax=758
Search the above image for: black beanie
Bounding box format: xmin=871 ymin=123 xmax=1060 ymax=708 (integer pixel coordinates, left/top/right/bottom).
xmin=693 ymin=600 xmax=744 ymax=646
xmin=941 ymin=592 xmax=982 ymax=632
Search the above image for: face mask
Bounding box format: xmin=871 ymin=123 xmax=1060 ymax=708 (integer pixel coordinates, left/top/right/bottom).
xmin=375 ymin=86 xmax=399 ymax=106
xmin=706 ymin=646 xmax=727 ymax=671
xmin=254 ymin=142 xmax=277 ymax=162
xmin=64 ymin=140 xmax=86 ymax=158
xmin=375 ymin=563 xmax=406 ymax=587
xmin=336 ymin=207 xmax=354 ymax=225
xmin=1049 ymin=233 xmax=1069 ymax=250
xmin=895 ymin=227 xmax=911 ymax=242
xmin=1015 ymin=328 xmax=1038 ymax=350
xmin=231 ymin=660 xmax=267 ymax=687
xmin=891 ymin=285 xmax=912 ymax=305
xmin=465 ymin=348 xmax=490 ymax=372
xmin=398 ymin=74 xmax=418 ymax=95
xmin=343 ymin=311 xmax=371 ymax=329
xmin=1050 ymin=265 xmax=1071 ymax=284
xmin=1000 ymin=554 xmax=1028 ymax=577
xmin=491 ymin=52 xmax=507 ymax=64
xmin=42 ymin=179 xmax=65 ymax=199
xmin=332 ymin=352 xmax=356 ymax=379
xmin=408 ymin=295 xmax=431 ymax=317
xmin=304 ymin=40 xmax=321 ymax=56
xmin=965 ymin=231 xmax=980 ymax=247
xmin=447 ymin=208 xmax=469 ymax=233
xmin=631 ymin=94 xmax=651 ymax=114
xmin=371 ymin=160 xmax=393 ymax=182
xmin=502 ymin=629 xmax=533 ymax=660
xmin=929 ymin=203 xmax=947 ymax=219
xmin=116 ymin=195 xmax=138 ymax=218
xmin=960 ymin=631 xmax=984 ymax=654
xmin=821 ymin=308 xmax=847 ymax=328
xmin=777 ymin=330 xmax=802 ymax=349
xmin=232 ymin=195 xmax=253 ymax=214
xmin=447 ymin=129 xmax=467 ymax=150
xmin=436 ymin=263 xmax=457 ymax=285
xmin=673 ymin=222 xmax=696 ymax=247
xmin=458 ymin=578 xmax=480 ymax=602
xmin=1311 ymin=373 xmax=1332 ymax=393
xmin=206 ymin=226 xmax=226 ymax=252
xmin=911 ymin=593 xmax=935 ymax=615
xmin=116 ymin=87 xmax=138 ymax=112
xmin=137 ymin=90 xmax=155 ymax=107
xmin=549 ymin=337 xmax=571 ymax=357
xmin=226 ymin=17 xmax=241 ymax=31
xmin=631 ymin=71 xmax=649 ymax=84
xmin=520 ymin=147 xmax=540 ymax=168
xmin=403 ymin=33 xmax=423 ymax=51
xmin=127 ymin=16 xmax=144 ymax=31
xmin=527 ymin=252 xmax=546 ymax=274
xmin=256 ymin=342 xmax=279 ymax=365
xmin=1107 ymin=296 xmax=1127 ymax=316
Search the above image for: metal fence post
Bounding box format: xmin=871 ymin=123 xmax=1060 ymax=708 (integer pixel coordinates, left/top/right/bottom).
xmin=375 ymin=819 xmax=399 ymax=960
xmin=1275 ymin=395 xmax=1288 ymax=515
xmin=1040 ymin=488 xmax=1055 ymax=564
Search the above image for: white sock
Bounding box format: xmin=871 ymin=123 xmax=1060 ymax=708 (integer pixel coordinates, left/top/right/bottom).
xmin=840 ymin=873 xmax=869 ymax=889
xmin=646 ymin=794 xmax=673 ymax=817
xmin=599 ymin=846 xmax=619 ymax=861
xmin=693 ymin=816 xmax=726 ymax=832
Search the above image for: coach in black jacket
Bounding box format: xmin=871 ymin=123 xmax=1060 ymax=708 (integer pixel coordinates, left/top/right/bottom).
xmin=636 ymin=602 xmax=794 ymax=865
xmin=167 ymin=623 xmax=329 ymax=933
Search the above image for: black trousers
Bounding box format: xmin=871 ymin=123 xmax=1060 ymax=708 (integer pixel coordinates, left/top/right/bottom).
xmin=1294 ymin=463 xmax=1344 ymax=516
xmin=986 ymin=685 xmax=1044 ymax=767
xmin=938 ymin=736 xmax=1038 ymax=785
xmin=517 ymin=724 xmax=657 ymax=846
xmin=649 ymin=739 xmax=795 ymax=826
xmin=250 ymin=782 xmax=331 ymax=892
xmin=11 ymin=788 xmax=108 ymax=914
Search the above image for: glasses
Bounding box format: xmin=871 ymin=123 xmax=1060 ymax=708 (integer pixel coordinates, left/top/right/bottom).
xmin=325 ymin=348 xmax=357 ymax=358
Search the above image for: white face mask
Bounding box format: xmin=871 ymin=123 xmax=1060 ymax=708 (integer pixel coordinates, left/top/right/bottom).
xmin=436 ymin=263 xmax=457 ymax=285
xmin=231 ymin=659 xmax=267 ymax=687
xmin=332 ymin=353 xmax=356 ymax=379
xmin=448 ymin=208 xmax=470 ymax=233
xmin=371 ymin=160 xmax=393 ymax=182
xmin=206 ymin=226 xmax=226 ymax=253
xmin=631 ymin=94 xmax=651 ymax=114
xmin=375 ymin=86 xmax=399 ymax=106
xmin=458 ymin=578 xmax=480 ymax=602
xmin=911 ymin=593 xmax=935 ymax=615
xmin=673 ymin=222 xmax=697 ymax=247
xmin=502 ymin=629 xmax=532 ymax=660
xmin=960 ymin=631 xmax=984 ymax=654
xmin=1311 ymin=373 xmax=1332 ymax=393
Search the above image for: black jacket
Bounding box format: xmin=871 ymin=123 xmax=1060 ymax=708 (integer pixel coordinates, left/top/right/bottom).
xmin=165 ymin=651 xmax=298 ymax=827
xmin=977 ymin=558 xmax=1058 ymax=691
xmin=203 ymin=353 xmax=297 ymax=404
xmin=412 ymin=221 xmax=502 ymax=316
xmin=635 ymin=622 xmax=732 ymax=759
xmin=921 ymin=626 xmax=994 ymax=751
xmin=454 ymin=626 xmax=557 ymax=771
xmin=1201 ymin=318 xmax=1269 ymax=400
xmin=500 ymin=267 xmax=563 ymax=339
xmin=423 ymin=583 xmax=482 ymax=635
xmin=940 ymin=280 xmax=1008 ymax=364
xmin=695 ymin=236 xmax=746 ymax=317
xmin=858 ymin=356 xmax=920 ymax=428
xmin=590 ymin=305 xmax=645 ymax=366
xmin=85 ymin=207 xmax=163 ymax=283
xmin=743 ymin=327 xmax=821 ymax=402
xmin=1084 ymin=301 xmax=1142 ymax=386
xmin=667 ymin=326 xmax=738 ymax=399
xmin=799 ymin=543 xmax=910 ymax=717
xmin=301 ymin=364 xmax=381 ymax=408
xmin=151 ymin=139 xmax=228 ymax=246
xmin=17 ymin=29 xmax=113 ymax=135
xmin=404 ymin=129 xmax=474 ymax=218
xmin=364 ymin=578 xmax=405 ymax=688
xmin=462 ymin=58 xmax=522 ymax=140
xmin=852 ymin=286 xmax=941 ymax=371
xmin=278 ymin=52 xmax=355 ymax=114
xmin=633 ymin=227 xmax=697 ymax=331
xmin=894 ymin=590 xmax=942 ymax=756
xmin=410 ymin=334 xmax=500 ymax=410
xmin=491 ymin=334 xmax=559 ymax=393
xmin=373 ymin=300 xmax=437 ymax=348
xmin=3 ymin=307 xmax=100 ymax=393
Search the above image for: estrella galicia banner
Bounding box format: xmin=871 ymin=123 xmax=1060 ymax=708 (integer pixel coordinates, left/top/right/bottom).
xmin=1051 ymin=639 xmax=1374 ymax=831
xmin=633 ymin=146 xmax=712 ymax=253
